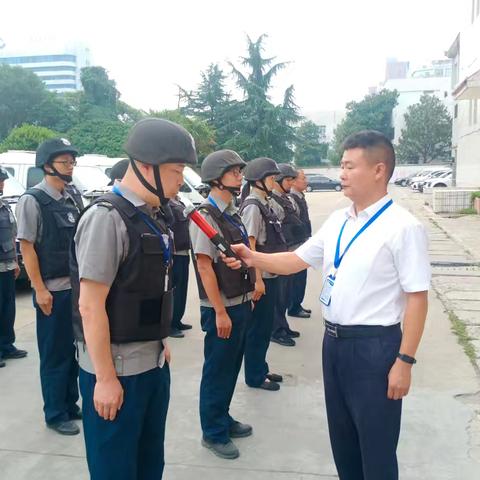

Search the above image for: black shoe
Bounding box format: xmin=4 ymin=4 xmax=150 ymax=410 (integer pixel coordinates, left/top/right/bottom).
xmin=288 ymin=310 xmax=310 ymax=318
xmin=47 ymin=420 xmax=80 ymax=436
xmin=286 ymin=329 xmax=300 ymax=338
xmin=257 ymin=380 xmax=280 ymax=391
xmin=301 ymin=307 xmax=312 ymax=314
xmin=229 ymin=421 xmax=253 ymax=438
xmin=169 ymin=328 xmax=185 ymax=338
xmin=2 ymin=347 xmax=28 ymax=359
xmin=0 ymin=352 xmax=5 ymax=368
xmin=201 ymin=437 xmax=240 ymax=459
xmin=270 ymin=335 xmax=296 ymax=347
xmin=266 ymin=373 xmax=283 ymax=383
xmin=178 ymin=322 xmax=192 ymax=330
xmin=69 ymin=410 xmax=82 ymax=421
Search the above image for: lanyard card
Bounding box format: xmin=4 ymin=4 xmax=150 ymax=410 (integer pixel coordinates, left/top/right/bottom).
xmin=320 ymin=275 xmax=335 ymax=306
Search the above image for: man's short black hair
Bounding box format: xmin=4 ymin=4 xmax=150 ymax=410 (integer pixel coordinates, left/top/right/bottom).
xmin=342 ymin=130 xmax=395 ymax=181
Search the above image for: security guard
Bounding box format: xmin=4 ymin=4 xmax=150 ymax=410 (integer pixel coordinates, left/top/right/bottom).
xmin=16 ymin=138 xmax=83 ymax=435
xmin=227 ymin=131 xmax=431 ymax=480
xmin=108 ymin=158 xmax=129 ymax=186
xmin=71 ymin=118 xmax=197 ymax=480
xmin=168 ymin=195 xmax=192 ymax=338
xmin=269 ymin=163 xmax=305 ymax=346
xmin=239 ymin=157 xmax=285 ymax=391
xmin=0 ymin=166 xmax=27 ymax=367
xmin=288 ymin=168 xmax=312 ymax=318
xmin=190 ymin=150 xmax=254 ymax=460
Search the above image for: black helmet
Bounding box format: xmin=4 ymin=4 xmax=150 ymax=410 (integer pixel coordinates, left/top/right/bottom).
xmin=201 ymin=150 xmax=246 ymax=183
xmin=275 ymin=163 xmax=298 ymax=183
xmin=36 ymin=138 xmax=78 ymax=168
xmin=244 ymin=157 xmax=280 ymax=182
xmin=108 ymin=158 xmax=129 ymax=185
xmin=0 ymin=166 xmax=8 ymax=181
xmin=124 ymin=118 xmax=197 ymax=166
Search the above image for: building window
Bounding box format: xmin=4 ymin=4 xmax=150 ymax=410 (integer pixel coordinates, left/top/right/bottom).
xmin=0 ymin=54 xmax=76 ymax=65
xmin=24 ymin=65 xmax=76 ymax=73
xmin=454 ymin=104 xmax=458 ymax=119
xmin=40 ymin=74 xmax=76 ymax=81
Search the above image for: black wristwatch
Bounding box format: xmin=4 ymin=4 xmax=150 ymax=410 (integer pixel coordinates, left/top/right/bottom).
xmin=397 ymin=353 xmax=416 ymax=365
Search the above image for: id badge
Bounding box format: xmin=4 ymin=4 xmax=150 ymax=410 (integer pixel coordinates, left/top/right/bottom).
xmin=320 ymin=275 xmax=335 ymax=306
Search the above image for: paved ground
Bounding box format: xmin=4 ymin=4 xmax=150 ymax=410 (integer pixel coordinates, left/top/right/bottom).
xmin=1 ymin=188 xmax=479 ymax=479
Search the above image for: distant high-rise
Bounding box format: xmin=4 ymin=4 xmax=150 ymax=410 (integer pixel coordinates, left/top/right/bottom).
xmin=0 ymin=37 xmax=91 ymax=93
xmin=385 ymin=58 xmax=410 ymax=81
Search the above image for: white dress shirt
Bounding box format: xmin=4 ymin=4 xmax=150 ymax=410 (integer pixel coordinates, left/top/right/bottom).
xmin=295 ymin=195 xmax=431 ymax=326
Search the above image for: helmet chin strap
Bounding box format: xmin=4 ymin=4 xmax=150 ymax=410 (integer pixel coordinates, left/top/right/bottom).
xmin=130 ymin=159 xmax=168 ymax=206
xmin=278 ymin=179 xmax=290 ymax=194
xmin=44 ymin=165 xmax=72 ymax=183
xmin=213 ymin=180 xmax=241 ymax=197
xmin=253 ymin=179 xmax=272 ymax=197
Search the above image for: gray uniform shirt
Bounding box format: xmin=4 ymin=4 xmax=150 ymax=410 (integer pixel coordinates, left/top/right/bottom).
xmin=0 ymin=199 xmax=17 ymax=273
xmin=16 ymin=179 xmax=77 ymax=291
xmin=74 ymin=182 xmax=165 ymax=376
xmin=240 ymin=189 xmax=277 ymax=279
xmin=189 ymin=194 xmax=252 ymax=308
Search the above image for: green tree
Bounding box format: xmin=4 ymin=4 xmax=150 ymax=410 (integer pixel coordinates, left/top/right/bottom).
xmin=68 ymin=119 xmax=130 ymax=157
xmin=294 ymin=121 xmax=329 ymax=167
xmin=0 ymin=64 xmax=74 ymax=140
xmin=149 ymin=109 xmax=216 ymax=161
xmin=0 ymin=124 xmax=59 ymax=153
xmin=79 ymin=66 xmax=119 ymax=119
xmin=397 ymin=94 xmax=452 ymax=164
xmin=223 ymin=34 xmax=301 ymax=161
xmin=330 ymin=89 xmax=399 ymax=165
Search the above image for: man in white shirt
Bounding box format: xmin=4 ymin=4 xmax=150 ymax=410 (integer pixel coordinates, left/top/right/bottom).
xmin=226 ymin=131 xmax=430 ymax=480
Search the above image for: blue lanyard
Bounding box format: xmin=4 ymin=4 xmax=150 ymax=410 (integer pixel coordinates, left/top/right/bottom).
xmin=334 ymin=199 xmax=393 ymax=271
xmin=208 ymin=196 xmax=249 ymax=246
xmin=112 ymin=186 xmax=171 ymax=265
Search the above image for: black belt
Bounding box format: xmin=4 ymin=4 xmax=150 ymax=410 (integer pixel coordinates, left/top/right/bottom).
xmin=324 ymin=320 xmax=400 ymax=339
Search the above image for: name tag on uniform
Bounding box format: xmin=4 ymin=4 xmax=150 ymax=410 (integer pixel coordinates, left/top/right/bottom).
xmin=320 ymin=275 xmax=335 ymax=306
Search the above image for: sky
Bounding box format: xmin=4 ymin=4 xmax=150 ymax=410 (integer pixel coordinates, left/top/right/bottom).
xmin=0 ymin=0 xmax=472 ymax=115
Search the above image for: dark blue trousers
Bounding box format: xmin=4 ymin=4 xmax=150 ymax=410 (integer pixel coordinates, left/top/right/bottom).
xmin=322 ymin=325 xmax=402 ymax=480
xmin=171 ymin=254 xmax=190 ymax=329
xmin=244 ymin=277 xmax=278 ymax=387
xmin=0 ymin=270 xmax=16 ymax=352
xmin=34 ymin=289 xmax=79 ymax=424
xmin=272 ymin=275 xmax=292 ymax=337
xmin=288 ymin=269 xmax=307 ymax=315
xmin=200 ymin=302 xmax=250 ymax=443
xmin=79 ymin=365 xmax=170 ymax=480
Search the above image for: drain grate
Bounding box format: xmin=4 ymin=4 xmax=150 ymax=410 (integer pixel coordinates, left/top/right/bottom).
xmin=431 ymin=261 xmax=480 ymax=268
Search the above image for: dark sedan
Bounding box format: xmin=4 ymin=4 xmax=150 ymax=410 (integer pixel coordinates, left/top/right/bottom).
xmin=305 ymin=174 xmax=342 ymax=192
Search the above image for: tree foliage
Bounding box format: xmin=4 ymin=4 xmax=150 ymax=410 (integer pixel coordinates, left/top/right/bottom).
xmin=294 ymin=121 xmax=329 ymax=166
xmin=0 ymin=124 xmax=59 ymax=153
xmin=329 ymin=90 xmax=399 ymax=165
xmin=397 ymin=94 xmax=452 ymax=164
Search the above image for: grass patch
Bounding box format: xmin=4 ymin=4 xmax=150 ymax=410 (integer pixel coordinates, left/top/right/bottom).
xmin=449 ymin=311 xmax=477 ymax=364
xmin=458 ymin=207 xmax=477 ymax=215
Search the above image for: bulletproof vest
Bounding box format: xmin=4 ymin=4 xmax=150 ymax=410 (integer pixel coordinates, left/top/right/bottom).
xmin=271 ymin=192 xmax=308 ymax=247
xmin=193 ymin=202 xmax=255 ymax=300
xmin=169 ymin=199 xmax=190 ymax=252
xmin=71 ymin=192 xmax=174 ymax=343
xmin=290 ymin=193 xmax=312 ymax=238
xmin=65 ymin=184 xmax=85 ymax=212
xmin=0 ymin=202 xmax=16 ymax=262
xmin=24 ymin=188 xmax=82 ymax=280
xmin=239 ymin=197 xmax=287 ymax=253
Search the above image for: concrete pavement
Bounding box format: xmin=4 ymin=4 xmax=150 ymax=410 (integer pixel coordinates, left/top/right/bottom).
xmin=0 ymin=189 xmax=479 ymax=479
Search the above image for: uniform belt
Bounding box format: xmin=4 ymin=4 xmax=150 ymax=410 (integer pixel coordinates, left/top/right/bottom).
xmin=324 ymin=320 xmax=400 ymax=339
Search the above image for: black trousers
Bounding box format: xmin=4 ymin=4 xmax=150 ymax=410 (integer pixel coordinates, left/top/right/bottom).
xmin=288 ymin=269 xmax=307 ymax=314
xmin=171 ymin=254 xmax=190 ymax=329
xmin=0 ymin=269 xmax=16 ymax=352
xmin=322 ymin=324 xmax=402 ymax=480
xmin=271 ymin=275 xmax=292 ymax=337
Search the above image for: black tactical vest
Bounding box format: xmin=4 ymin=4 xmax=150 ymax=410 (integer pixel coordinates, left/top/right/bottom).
xmin=0 ymin=202 xmax=16 ymax=263
xmin=239 ymin=197 xmax=287 ymax=253
xmin=290 ymin=192 xmax=312 ymax=238
xmin=71 ymin=192 xmax=174 ymax=343
xmin=24 ymin=188 xmax=83 ymax=280
xmin=271 ymin=192 xmax=308 ymax=247
xmin=193 ymin=202 xmax=255 ymax=300
xmin=169 ymin=198 xmax=190 ymax=252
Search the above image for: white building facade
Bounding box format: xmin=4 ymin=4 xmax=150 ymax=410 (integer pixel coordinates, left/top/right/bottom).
xmin=0 ymin=38 xmax=91 ymax=93
xmin=447 ymin=0 xmax=480 ymax=188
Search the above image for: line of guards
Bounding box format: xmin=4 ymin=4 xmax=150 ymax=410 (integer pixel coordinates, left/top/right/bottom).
xmin=0 ymin=117 xmax=313 ymax=479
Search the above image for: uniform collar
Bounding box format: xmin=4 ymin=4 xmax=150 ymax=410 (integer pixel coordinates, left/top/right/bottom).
xmin=290 ymin=188 xmax=303 ymax=198
xmin=346 ymin=194 xmax=391 ymax=220
xmin=272 ymin=189 xmax=287 ymax=199
xmin=209 ymin=193 xmax=237 ymax=215
xmin=37 ymin=179 xmax=71 ymax=201
xmin=114 ymin=181 xmax=146 ymax=208
xmin=250 ymin=188 xmax=268 ymax=205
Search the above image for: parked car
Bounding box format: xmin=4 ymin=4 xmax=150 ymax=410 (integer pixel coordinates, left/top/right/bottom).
xmin=420 ymin=171 xmax=452 ymax=192
xmin=305 ymin=174 xmax=342 ymax=192
xmin=394 ymin=172 xmax=418 ymax=186
xmin=410 ymin=169 xmax=451 ymax=191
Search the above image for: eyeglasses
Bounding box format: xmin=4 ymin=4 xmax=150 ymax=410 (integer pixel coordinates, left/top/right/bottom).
xmin=54 ymin=159 xmax=77 ymax=167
